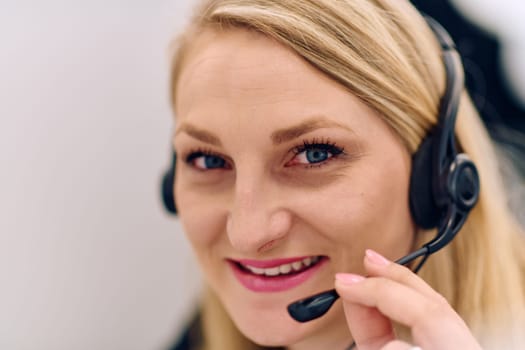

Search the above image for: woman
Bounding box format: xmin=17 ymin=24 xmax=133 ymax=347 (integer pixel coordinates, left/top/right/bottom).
xmin=163 ymin=0 xmax=525 ymax=349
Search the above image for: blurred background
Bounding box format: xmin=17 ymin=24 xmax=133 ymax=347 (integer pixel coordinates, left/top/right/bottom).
xmin=1 ymin=1 xmax=201 ymax=349
xmin=0 ymin=0 xmax=523 ymax=349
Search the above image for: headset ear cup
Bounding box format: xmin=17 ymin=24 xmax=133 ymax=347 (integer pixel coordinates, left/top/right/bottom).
xmin=161 ymin=152 xmax=177 ymax=215
xmin=409 ymin=137 xmax=440 ymax=229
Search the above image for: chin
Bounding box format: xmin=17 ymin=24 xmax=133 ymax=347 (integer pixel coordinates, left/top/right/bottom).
xmin=207 ymin=258 xmax=346 ymax=347
xmin=234 ymin=313 xmax=310 ymax=347
xmin=223 ymin=296 xmax=344 ymax=348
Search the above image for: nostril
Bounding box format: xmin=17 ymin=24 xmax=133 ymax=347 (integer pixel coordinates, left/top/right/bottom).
xmin=258 ymin=239 xmax=277 ymax=253
xmin=226 ymin=207 xmax=292 ymax=253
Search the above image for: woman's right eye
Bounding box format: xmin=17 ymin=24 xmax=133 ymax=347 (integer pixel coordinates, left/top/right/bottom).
xmin=186 ymin=152 xmax=229 ymax=170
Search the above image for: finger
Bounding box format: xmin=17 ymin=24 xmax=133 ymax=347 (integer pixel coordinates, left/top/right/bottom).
xmin=381 ymin=340 xmax=420 ymax=350
xmin=336 ymin=273 xmax=395 ymax=350
xmin=337 ymin=273 xmax=473 ymax=348
xmin=338 ymin=274 xmax=439 ymax=328
xmin=364 ymin=249 xmax=446 ymax=303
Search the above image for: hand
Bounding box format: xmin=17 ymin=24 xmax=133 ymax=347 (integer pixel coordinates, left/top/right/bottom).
xmin=334 ymin=249 xmax=482 ymax=350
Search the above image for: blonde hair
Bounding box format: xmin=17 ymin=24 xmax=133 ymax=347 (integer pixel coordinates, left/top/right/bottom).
xmin=170 ymin=0 xmax=525 ymax=348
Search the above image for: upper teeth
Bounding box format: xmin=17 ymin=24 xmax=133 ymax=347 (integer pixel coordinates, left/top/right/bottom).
xmin=243 ymin=256 xmax=320 ymax=276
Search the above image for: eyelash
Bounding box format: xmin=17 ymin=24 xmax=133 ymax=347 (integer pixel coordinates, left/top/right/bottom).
xmin=184 ymin=148 xmax=231 ymax=170
xmin=183 ymin=138 xmax=345 ymax=170
xmin=290 ymin=138 xmax=345 ymax=168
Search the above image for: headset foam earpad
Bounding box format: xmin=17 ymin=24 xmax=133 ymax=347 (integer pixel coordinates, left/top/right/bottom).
xmin=161 ymin=152 xmax=178 ymax=215
xmin=409 ymin=136 xmax=440 ymax=229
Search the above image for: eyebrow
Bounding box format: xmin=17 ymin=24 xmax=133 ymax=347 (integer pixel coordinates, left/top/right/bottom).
xmin=175 ymin=123 xmax=222 ymax=146
xmin=271 ymin=117 xmax=353 ymax=145
xmin=175 ymin=116 xmax=353 ymax=146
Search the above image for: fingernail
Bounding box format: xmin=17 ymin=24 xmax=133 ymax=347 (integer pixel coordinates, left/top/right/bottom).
xmin=365 ymin=249 xmax=391 ymax=266
xmin=335 ymin=273 xmax=365 ymax=284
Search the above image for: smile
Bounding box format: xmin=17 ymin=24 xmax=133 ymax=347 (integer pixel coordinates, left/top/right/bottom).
xmin=240 ymin=256 xmax=321 ymax=276
xmin=228 ymin=256 xmax=326 ymax=292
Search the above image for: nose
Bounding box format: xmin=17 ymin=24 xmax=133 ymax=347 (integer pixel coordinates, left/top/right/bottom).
xmin=226 ymin=175 xmax=293 ymax=254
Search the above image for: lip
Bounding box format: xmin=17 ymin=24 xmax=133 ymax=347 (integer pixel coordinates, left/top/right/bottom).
xmin=235 ymin=256 xmax=314 ymax=268
xmin=227 ymin=256 xmax=327 ymax=293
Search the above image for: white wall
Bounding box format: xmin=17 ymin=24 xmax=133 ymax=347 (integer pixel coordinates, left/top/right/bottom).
xmin=0 ymin=1 xmax=523 ymax=350
xmin=0 ymin=1 xmax=200 ymax=349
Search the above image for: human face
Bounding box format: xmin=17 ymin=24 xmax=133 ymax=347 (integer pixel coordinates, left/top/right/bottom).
xmin=173 ymin=29 xmax=415 ymax=349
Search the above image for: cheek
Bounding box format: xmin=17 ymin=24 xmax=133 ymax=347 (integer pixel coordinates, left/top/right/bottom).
xmin=176 ymin=184 xmax=226 ymax=249
xmin=298 ymin=160 xmax=413 ymax=257
xmin=343 ymin=162 xmax=414 ymax=257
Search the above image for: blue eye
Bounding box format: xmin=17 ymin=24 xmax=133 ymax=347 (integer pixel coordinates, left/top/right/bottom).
xmin=305 ymin=149 xmax=329 ymax=163
xmin=186 ymin=151 xmax=228 ymax=170
xmin=292 ymin=141 xmax=344 ymax=166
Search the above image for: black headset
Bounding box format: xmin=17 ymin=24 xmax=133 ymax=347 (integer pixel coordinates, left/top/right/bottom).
xmin=160 ymin=16 xmax=480 ymax=324
xmin=162 ymin=151 xmax=178 ymax=214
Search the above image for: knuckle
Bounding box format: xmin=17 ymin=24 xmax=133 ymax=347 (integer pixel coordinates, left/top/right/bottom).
xmin=416 ymin=298 xmax=449 ymax=325
xmin=434 ymin=293 xmax=451 ymax=307
xmin=387 ymin=261 xmax=414 ymax=283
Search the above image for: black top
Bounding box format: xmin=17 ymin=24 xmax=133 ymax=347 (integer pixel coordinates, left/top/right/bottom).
xmin=169 ymin=313 xmax=203 ymax=350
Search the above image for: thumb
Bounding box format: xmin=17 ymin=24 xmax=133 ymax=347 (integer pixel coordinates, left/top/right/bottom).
xmin=335 ymin=273 xmax=396 ymax=350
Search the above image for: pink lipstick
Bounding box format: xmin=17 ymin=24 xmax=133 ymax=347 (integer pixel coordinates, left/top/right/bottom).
xmin=228 ymin=256 xmax=326 ymax=292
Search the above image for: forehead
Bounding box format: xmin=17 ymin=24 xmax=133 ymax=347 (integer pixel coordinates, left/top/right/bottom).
xmin=179 ymin=28 xmax=304 ymax=79
xmin=175 ymin=28 xmax=353 ymax=116
xmin=176 ymin=28 xmax=307 ymax=88
xmin=173 ymin=27 xmax=396 ymax=146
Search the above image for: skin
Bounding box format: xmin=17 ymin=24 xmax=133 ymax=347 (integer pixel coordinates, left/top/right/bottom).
xmin=336 ymin=250 xmax=482 ymax=350
xmin=173 ymin=28 xmax=481 ymax=350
